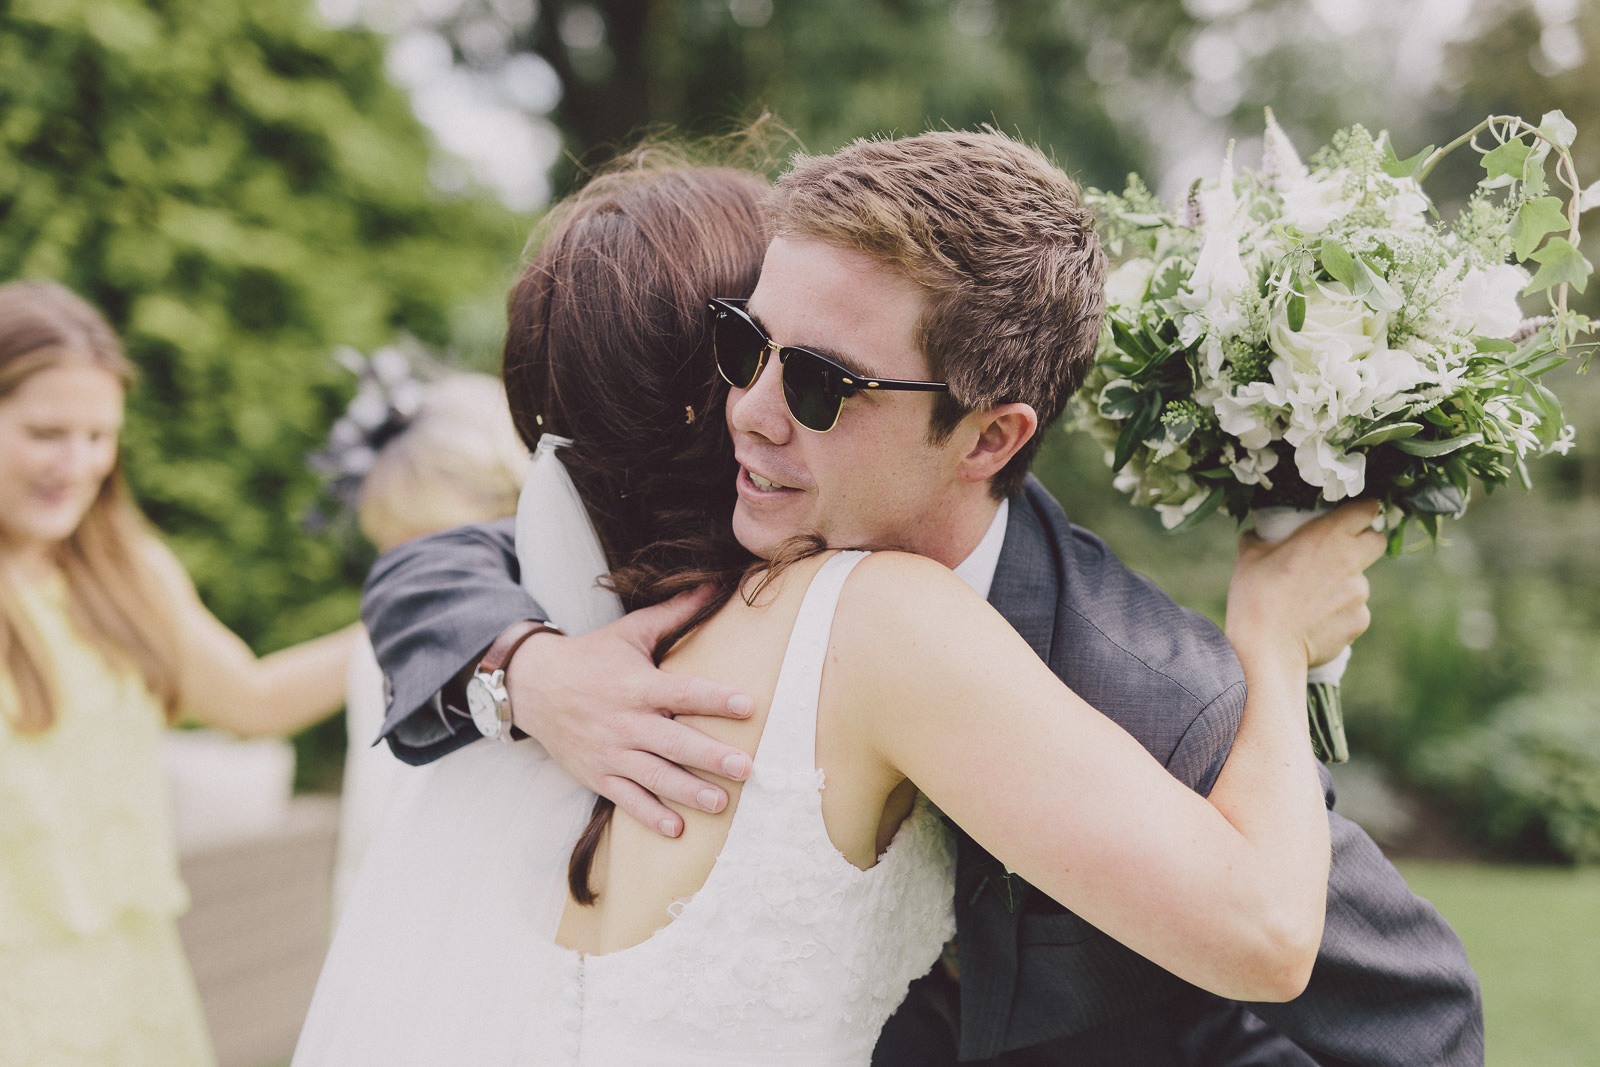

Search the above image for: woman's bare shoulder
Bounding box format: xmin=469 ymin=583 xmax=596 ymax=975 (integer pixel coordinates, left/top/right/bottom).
xmin=840 ymin=550 xmax=993 ymax=620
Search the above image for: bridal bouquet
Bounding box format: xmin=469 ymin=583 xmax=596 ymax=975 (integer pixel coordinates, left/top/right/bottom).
xmin=1077 ymin=111 xmax=1595 ymax=761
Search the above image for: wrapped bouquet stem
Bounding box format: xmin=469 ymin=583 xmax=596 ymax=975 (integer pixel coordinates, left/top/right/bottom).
xmin=1251 ymin=506 xmax=1352 ymax=762
xmin=1080 ymin=110 xmax=1596 ymax=762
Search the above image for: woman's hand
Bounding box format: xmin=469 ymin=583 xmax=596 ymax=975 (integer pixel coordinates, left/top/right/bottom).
xmin=1225 ymin=501 xmax=1387 ymax=672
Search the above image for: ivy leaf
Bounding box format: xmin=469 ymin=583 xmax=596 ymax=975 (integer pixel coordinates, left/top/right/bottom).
xmin=1150 ymin=257 xmax=1188 ymax=301
xmin=1097 ymin=379 xmax=1143 ymax=419
xmin=1539 ymin=110 xmax=1577 ymax=150
xmin=1510 ymin=197 xmax=1569 ymax=261
xmin=1396 ymin=434 xmax=1484 ymax=458
xmin=1381 ymin=143 xmax=1434 ymax=180
xmin=1481 ymin=138 xmax=1532 ymax=186
xmin=1580 ymin=180 xmax=1600 ymax=215
xmin=1319 ymin=239 xmax=1358 ymax=287
xmin=1524 ymin=238 xmax=1593 ymax=295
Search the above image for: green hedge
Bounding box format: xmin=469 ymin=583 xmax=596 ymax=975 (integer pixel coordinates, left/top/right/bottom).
xmin=1 ymin=0 xmax=524 ymax=784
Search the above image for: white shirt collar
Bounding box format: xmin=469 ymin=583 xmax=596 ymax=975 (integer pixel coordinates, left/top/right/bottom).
xmin=950 ymin=498 xmax=1009 ymax=600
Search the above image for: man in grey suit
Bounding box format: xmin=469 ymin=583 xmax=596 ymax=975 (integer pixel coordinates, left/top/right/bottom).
xmin=362 ymin=130 xmax=1482 ymax=1065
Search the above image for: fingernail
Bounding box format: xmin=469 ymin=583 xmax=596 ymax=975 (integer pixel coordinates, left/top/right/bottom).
xmin=728 ymin=694 xmax=754 ymax=716
xmin=658 ymin=818 xmax=680 ymax=837
xmin=698 ymin=788 xmax=723 ymax=813
xmin=722 ymin=754 xmax=750 ymax=781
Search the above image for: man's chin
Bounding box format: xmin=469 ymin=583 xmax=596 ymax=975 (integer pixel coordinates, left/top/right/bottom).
xmin=732 ymin=506 xmax=794 ymax=562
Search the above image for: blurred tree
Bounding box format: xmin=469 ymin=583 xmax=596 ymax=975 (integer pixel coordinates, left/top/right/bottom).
xmin=0 ymin=0 xmax=521 ymax=782
xmin=376 ymin=0 xmax=1196 ymax=196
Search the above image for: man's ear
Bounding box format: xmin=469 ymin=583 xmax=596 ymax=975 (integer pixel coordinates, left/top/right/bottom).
xmin=957 ymin=403 xmax=1038 ymax=484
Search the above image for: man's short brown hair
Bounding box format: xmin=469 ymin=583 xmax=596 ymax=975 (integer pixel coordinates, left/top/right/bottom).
xmin=769 ymin=129 xmax=1106 ymax=499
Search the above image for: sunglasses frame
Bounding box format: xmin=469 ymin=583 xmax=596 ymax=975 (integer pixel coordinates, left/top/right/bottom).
xmin=709 ymin=297 xmax=949 ymax=432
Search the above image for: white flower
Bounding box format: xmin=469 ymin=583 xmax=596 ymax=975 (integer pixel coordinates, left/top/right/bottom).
xmin=1105 ymin=259 xmax=1156 ymax=309
xmin=1292 ymin=433 xmax=1367 ymax=501
xmin=1354 ymin=346 xmax=1431 ymax=417
xmin=1211 ymin=385 xmax=1278 ymax=450
xmin=1183 ymin=154 xmax=1252 ymax=315
xmin=1453 ymin=264 xmax=1531 ymax=339
xmin=1227 ymin=443 xmax=1279 ymax=487
xmin=1267 ymin=281 xmax=1389 ymax=373
xmin=1157 ymin=492 xmax=1208 ymax=529
xmin=1379 ymin=177 xmax=1432 ymax=230
xmin=1261 ymin=111 xmax=1309 ymax=186
xmin=1277 ymin=176 xmax=1353 ymax=236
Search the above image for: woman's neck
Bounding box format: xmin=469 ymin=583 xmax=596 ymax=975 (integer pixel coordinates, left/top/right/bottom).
xmin=0 ymin=540 xmax=62 ymax=587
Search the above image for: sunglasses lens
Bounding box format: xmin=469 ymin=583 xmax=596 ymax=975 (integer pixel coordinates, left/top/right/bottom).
xmin=781 ymin=351 xmax=845 ymax=432
xmin=712 ymin=306 xmax=766 ymax=389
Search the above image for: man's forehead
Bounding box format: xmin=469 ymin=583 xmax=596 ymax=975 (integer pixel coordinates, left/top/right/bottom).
xmin=747 ymin=237 xmax=930 ymax=377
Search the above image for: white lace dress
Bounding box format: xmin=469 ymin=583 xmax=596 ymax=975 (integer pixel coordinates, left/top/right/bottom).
xmin=294 ymin=551 xmax=955 ymax=1066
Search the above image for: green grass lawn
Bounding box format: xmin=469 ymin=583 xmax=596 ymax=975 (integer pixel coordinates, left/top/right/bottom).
xmin=1396 ymin=861 xmax=1600 ymax=1067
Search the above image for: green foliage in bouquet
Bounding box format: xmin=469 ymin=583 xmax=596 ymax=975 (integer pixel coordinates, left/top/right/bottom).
xmin=1078 ymin=111 xmax=1596 ymax=553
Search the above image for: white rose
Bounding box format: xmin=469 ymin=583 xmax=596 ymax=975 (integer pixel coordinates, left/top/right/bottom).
xmin=1454 ymin=264 xmax=1531 ymax=339
xmin=1105 ymin=259 xmax=1157 ymax=309
xmin=1267 ymin=281 xmax=1389 ymax=373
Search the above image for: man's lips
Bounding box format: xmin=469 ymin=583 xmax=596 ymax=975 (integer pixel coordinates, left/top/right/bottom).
xmin=738 ymin=464 xmax=801 ymax=494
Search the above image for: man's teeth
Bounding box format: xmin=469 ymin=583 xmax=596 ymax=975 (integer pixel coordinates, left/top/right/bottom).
xmin=749 ymin=472 xmax=790 ymax=491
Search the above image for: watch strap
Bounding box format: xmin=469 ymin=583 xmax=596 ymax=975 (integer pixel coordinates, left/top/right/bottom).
xmin=477 ymin=619 xmax=563 ymax=675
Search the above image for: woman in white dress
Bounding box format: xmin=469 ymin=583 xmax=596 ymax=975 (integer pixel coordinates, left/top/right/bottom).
xmin=295 ymin=147 xmax=1382 ymax=1066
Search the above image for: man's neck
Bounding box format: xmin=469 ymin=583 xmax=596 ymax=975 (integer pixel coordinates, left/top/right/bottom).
xmin=951 ymin=498 xmax=1009 ymax=598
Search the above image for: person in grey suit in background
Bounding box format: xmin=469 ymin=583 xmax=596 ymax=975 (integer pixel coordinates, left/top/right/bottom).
xmin=362 ymin=130 xmax=1483 ymax=1066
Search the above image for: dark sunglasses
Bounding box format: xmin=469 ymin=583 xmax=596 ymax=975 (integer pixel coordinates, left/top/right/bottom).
xmin=708 ymin=298 xmax=949 ymax=432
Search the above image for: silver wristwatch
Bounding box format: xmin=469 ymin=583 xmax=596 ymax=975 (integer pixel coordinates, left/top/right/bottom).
xmin=464 ymin=620 xmax=562 ymax=741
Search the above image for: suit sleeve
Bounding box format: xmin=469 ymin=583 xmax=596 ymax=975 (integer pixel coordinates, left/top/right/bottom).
xmin=1243 ymin=777 xmax=1485 ymax=1066
xmin=361 ymin=519 xmax=545 ymax=766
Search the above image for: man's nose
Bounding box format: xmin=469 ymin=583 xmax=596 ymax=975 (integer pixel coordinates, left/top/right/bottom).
xmin=726 ymin=351 xmax=794 ymax=444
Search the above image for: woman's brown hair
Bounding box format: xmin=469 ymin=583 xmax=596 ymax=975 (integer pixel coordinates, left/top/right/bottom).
xmin=499 ymin=145 xmax=772 ymax=903
xmin=0 ymin=280 xmax=182 ymax=733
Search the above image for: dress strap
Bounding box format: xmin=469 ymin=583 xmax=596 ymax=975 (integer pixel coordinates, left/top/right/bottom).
xmin=749 ymin=551 xmax=869 ymax=780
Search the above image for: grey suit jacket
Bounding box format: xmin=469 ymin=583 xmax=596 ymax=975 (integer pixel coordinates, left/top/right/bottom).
xmin=361 ymin=478 xmax=1483 ymax=1065
xmin=937 ymin=479 xmax=1483 ymax=1064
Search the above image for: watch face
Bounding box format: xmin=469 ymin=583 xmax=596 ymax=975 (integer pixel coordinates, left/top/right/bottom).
xmin=466 ymin=674 xmax=502 ymax=738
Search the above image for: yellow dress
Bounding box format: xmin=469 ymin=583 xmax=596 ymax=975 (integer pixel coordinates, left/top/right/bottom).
xmin=0 ymin=574 xmax=216 ymax=1066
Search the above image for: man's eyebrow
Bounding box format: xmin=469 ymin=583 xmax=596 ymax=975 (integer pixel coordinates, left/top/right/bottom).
xmin=745 ymin=306 xmax=882 ymax=379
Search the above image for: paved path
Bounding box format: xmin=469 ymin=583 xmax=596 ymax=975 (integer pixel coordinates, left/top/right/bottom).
xmin=177 ymin=795 xmax=338 ymax=1067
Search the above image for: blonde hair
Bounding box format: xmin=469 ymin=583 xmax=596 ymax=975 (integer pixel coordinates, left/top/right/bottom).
xmin=769 ymin=129 xmax=1108 ymax=498
xmin=0 ymin=280 xmax=181 ymax=733
xmin=356 ymin=374 xmax=528 ymax=552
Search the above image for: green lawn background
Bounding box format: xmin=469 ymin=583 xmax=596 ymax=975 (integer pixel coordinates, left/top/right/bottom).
xmin=1396 ymin=862 xmax=1600 ymax=1066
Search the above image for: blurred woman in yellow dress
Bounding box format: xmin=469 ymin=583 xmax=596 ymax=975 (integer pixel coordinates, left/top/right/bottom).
xmin=0 ymin=279 xmax=359 ymax=1066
